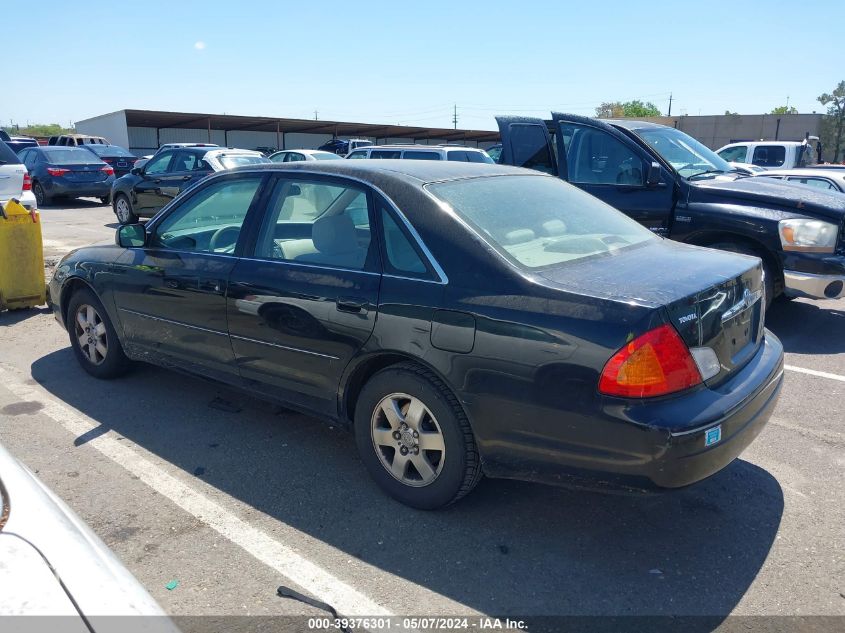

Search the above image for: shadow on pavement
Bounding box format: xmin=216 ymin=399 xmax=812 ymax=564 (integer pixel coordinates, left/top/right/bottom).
xmin=0 ymin=306 xmax=51 ymax=325
xmin=32 ymin=349 xmax=783 ymax=624
xmin=40 ymin=197 xmax=107 ymax=209
xmin=765 ymin=298 xmax=845 ymax=354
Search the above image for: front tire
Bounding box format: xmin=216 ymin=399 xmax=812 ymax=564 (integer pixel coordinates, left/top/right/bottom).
xmin=113 ymin=194 xmax=137 ymax=225
xmin=354 ymin=363 xmax=482 ymax=509
xmin=67 ymin=288 xmax=131 ymax=379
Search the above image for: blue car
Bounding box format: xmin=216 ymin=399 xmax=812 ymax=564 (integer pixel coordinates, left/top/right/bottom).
xmin=17 ymin=146 xmax=115 ymax=206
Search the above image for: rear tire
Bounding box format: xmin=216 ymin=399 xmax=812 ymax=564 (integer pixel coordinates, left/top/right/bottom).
xmin=67 ymin=288 xmax=131 ymax=379
xmin=113 ymin=194 xmax=137 ymax=225
xmin=32 ymin=181 xmax=49 ymax=207
xmin=354 ymin=363 xmax=482 ymax=509
xmin=99 ymin=195 xmax=111 ymax=205
xmin=709 ymin=242 xmax=775 ymax=309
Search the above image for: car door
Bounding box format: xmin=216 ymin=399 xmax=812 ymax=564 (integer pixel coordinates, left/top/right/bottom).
xmin=494 ymin=116 xmax=559 ymax=175
xmin=133 ymin=151 xmax=175 ymax=214
xmin=111 ymin=174 xmax=266 ymax=381
xmin=226 ymin=174 xmax=381 ymax=416
xmin=551 ymin=113 xmax=675 ymax=235
xmin=163 ymin=150 xmax=211 ymax=198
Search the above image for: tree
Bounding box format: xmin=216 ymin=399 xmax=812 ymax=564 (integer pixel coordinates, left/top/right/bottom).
xmin=1 ymin=123 xmax=73 ymax=137
xmin=770 ymin=105 xmax=798 ymax=114
xmin=724 ymin=110 xmax=739 ymax=115
xmin=819 ymin=81 xmax=845 ymax=162
xmin=595 ymin=100 xmax=662 ymax=118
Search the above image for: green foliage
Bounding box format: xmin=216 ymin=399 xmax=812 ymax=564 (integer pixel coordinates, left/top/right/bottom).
xmin=0 ymin=123 xmax=74 ymax=138
xmin=596 ymin=100 xmax=662 ymax=118
xmin=724 ymin=110 xmax=739 ymax=115
xmin=770 ymin=106 xmax=798 ymax=114
xmin=818 ymin=81 xmax=845 ymax=162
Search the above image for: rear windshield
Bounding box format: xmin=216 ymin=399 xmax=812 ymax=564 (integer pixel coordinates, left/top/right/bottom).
xmin=312 ymin=151 xmax=343 ymax=160
xmin=43 ymin=148 xmax=102 ymax=164
xmin=218 ymin=154 xmax=269 ymax=169
xmin=86 ymin=145 xmax=135 ymax=157
xmin=0 ymin=141 xmax=22 ymax=164
xmin=427 ymin=175 xmax=655 ymax=269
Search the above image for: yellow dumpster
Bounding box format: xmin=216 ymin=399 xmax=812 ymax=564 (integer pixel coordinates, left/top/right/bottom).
xmin=0 ymin=198 xmax=46 ymax=311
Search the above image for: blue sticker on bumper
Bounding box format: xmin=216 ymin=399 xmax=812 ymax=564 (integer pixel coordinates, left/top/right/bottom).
xmin=705 ymin=425 xmax=722 ymax=447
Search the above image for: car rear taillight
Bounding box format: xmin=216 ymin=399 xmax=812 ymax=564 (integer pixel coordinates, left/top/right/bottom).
xmin=101 ymin=165 xmax=114 ymax=175
xmin=47 ymin=167 xmax=70 ymax=176
xmin=599 ymin=323 xmax=702 ymax=398
xmin=22 ymin=172 xmax=32 ymax=191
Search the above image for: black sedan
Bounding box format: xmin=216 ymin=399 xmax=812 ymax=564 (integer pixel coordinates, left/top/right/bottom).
xmin=78 ymin=144 xmax=138 ymax=178
xmin=48 ymin=161 xmax=784 ymax=509
xmin=17 ymin=146 xmax=115 ymax=206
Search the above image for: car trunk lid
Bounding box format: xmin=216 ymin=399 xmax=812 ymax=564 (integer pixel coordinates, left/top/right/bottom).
xmin=535 ymin=239 xmax=765 ymax=384
xmin=60 ymin=163 xmax=109 ymax=182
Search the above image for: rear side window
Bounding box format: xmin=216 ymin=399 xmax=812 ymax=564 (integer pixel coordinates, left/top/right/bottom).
xmin=347 ymin=151 xmax=368 ymax=159
xmin=508 ymin=124 xmax=556 ymax=174
xmin=752 ymin=145 xmax=786 ymax=167
xmin=371 ymin=150 xmax=401 ymax=159
xmin=379 ymin=204 xmax=429 ymax=276
xmin=0 ymin=141 xmax=22 ymax=164
xmin=403 ymin=151 xmax=440 ymax=161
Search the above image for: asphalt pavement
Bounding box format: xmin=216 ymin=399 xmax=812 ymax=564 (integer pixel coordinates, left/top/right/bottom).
xmin=1 ymin=199 xmax=843 ymax=631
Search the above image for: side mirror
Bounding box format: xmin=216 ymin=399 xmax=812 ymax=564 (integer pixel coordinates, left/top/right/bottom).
xmin=131 ymin=166 xmax=143 ymax=176
xmin=117 ymin=223 xmax=146 ymax=248
xmin=646 ymin=161 xmax=662 ymax=186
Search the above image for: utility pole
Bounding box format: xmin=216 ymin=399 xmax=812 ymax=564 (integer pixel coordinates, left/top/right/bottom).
xmin=452 ymin=104 xmax=458 ymax=129
xmin=667 ymin=93 xmax=673 ymax=117
xmin=786 ymin=95 xmax=790 ymax=110
xmin=314 ymin=109 xmax=318 ymax=121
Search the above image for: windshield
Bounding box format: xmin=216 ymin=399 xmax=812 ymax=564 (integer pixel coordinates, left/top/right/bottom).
xmin=43 ymin=148 xmax=102 ymax=164
xmin=219 ymin=154 xmax=270 ymax=169
xmin=636 ymin=127 xmax=732 ymax=179
xmin=87 ymin=145 xmax=135 ymax=157
xmin=427 ymin=175 xmax=655 ymax=269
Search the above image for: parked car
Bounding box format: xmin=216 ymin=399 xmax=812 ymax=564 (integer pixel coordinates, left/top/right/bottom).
xmin=0 ymin=140 xmax=37 ymax=210
xmin=78 ymin=144 xmax=139 ymax=178
xmin=752 ymin=168 xmax=845 ymax=193
xmin=495 ymin=114 xmax=845 ymax=303
xmin=716 ymin=139 xmax=820 ymax=170
xmin=269 ymin=149 xmax=344 ymax=162
xmin=0 ymin=130 xmax=39 ymax=154
xmin=111 ymin=147 xmax=270 ymax=224
xmin=0 ymin=442 xmax=178 ymax=626
xmin=48 ymin=161 xmax=784 ymax=509
xmin=153 ymin=142 xmax=218 ymax=155
xmin=728 ymin=161 xmax=767 ymax=175
xmin=318 ymin=138 xmax=374 ymax=156
xmin=48 ymin=134 xmax=109 ymax=146
xmin=346 ymin=144 xmax=494 ymax=162
xmin=17 ymin=146 xmax=114 ymax=206
xmin=254 ymin=146 xmax=277 ymax=156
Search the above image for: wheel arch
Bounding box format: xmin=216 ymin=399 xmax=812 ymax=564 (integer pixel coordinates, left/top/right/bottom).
xmin=59 ymin=277 xmax=98 ymax=327
xmin=684 ymin=230 xmax=784 ymax=291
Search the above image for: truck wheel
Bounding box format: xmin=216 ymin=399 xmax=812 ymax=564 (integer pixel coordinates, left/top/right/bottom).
xmin=709 ymin=242 xmax=775 ymax=309
xmin=354 ymin=363 xmax=482 ymax=509
xmin=113 ymin=194 xmax=137 ymax=225
xmin=67 ymin=288 xmax=131 ymax=379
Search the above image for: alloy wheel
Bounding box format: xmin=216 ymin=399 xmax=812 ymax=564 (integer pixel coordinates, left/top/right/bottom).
xmin=33 ymin=182 xmax=45 ymax=206
xmin=74 ymin=304 xmax=108 ymax=366
xmin=371 ymin=392 xmax=445 ymax=487
xmin=115 ymin=197 xmax=131 ymax=223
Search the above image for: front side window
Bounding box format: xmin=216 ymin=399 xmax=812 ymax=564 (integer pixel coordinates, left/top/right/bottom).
xmin=752 ymin=145 xmax=786 ymax=168
xmin=427 ymin=174 xmax=655 ymax=269
xmin=171 ymin=151 xmax=199 ymax=172
xmin=151 ymin=177 xmax=262 ymax=253
xmin=144 ymin=152 xmax=173 ymax=175
xmin=254 ymin=178 xmax=374 ymax=271
xmin=717 ymin=145 xmax=748 ymax=163
xmin=562 ymin=124 xmax=644 ymax=186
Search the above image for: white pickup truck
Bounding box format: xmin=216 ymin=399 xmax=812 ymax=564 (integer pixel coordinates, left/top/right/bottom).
xmin=716 ymin=138 xmax=820 ymax=170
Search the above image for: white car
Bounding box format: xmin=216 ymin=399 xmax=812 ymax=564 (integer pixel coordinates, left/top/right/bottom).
xmin=268 ymin=149 xmax=344 ymax=163
xmin=716 ymin=139 xmax=820 ymax=170
xmin=0 ymin=442 xmax=178 ymax=630
xmin=751 ymin=168 xmax=845 ymax=193
xmin=0 ymin=140 xmax=37 ymax=210
xmin=345 ymin=144 xmax=495 ymax=162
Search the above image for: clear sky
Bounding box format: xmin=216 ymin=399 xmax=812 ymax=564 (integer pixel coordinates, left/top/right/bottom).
xmin=2 ymin=0 xmax=841 ymax=131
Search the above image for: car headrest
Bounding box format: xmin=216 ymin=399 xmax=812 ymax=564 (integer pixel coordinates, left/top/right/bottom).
xmin=501 ymin=228 xmax=536 ymax=245
xmin=312 ymin=215 xmax=357 ymax=254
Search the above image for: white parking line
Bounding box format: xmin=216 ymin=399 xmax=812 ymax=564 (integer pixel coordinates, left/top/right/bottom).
xmin=0 ymin=365 xmax=393 ymax=624
xmin=785 ymin=364 xmax=845 ymax=383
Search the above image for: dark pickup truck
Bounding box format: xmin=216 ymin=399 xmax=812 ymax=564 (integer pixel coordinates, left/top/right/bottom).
xmin=496 ymin=113 xmax=845 ymax=304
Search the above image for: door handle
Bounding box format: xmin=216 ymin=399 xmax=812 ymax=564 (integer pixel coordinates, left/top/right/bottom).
xmin=182 ymin=175 xmax=192 ymax=181
xmin=336 ymin=297 xmax=367 ymax=314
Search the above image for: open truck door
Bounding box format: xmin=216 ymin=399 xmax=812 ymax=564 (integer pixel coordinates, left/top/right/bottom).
xmin=495 ymin=116 xmax=561 ymax=177
xmin=550 ymin=112 xmax=675 ymax=236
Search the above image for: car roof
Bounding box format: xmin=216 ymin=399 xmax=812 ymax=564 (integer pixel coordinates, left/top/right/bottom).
xmin=605 ymin=119 xmax=670 ymax=131
xmin=355 ymin=145 xmax=486 ymax=152
xmin=204 ymin=148 xmax=262 ymax=156
xmin=228 ymin=158 xmax=539 ymax=184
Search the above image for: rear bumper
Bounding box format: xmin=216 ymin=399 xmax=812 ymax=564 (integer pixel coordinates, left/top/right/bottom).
xmin=45 ymin=179 xmax=112 ymax=198
xmin=783 ymin=270 xmax=845 ymax=299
